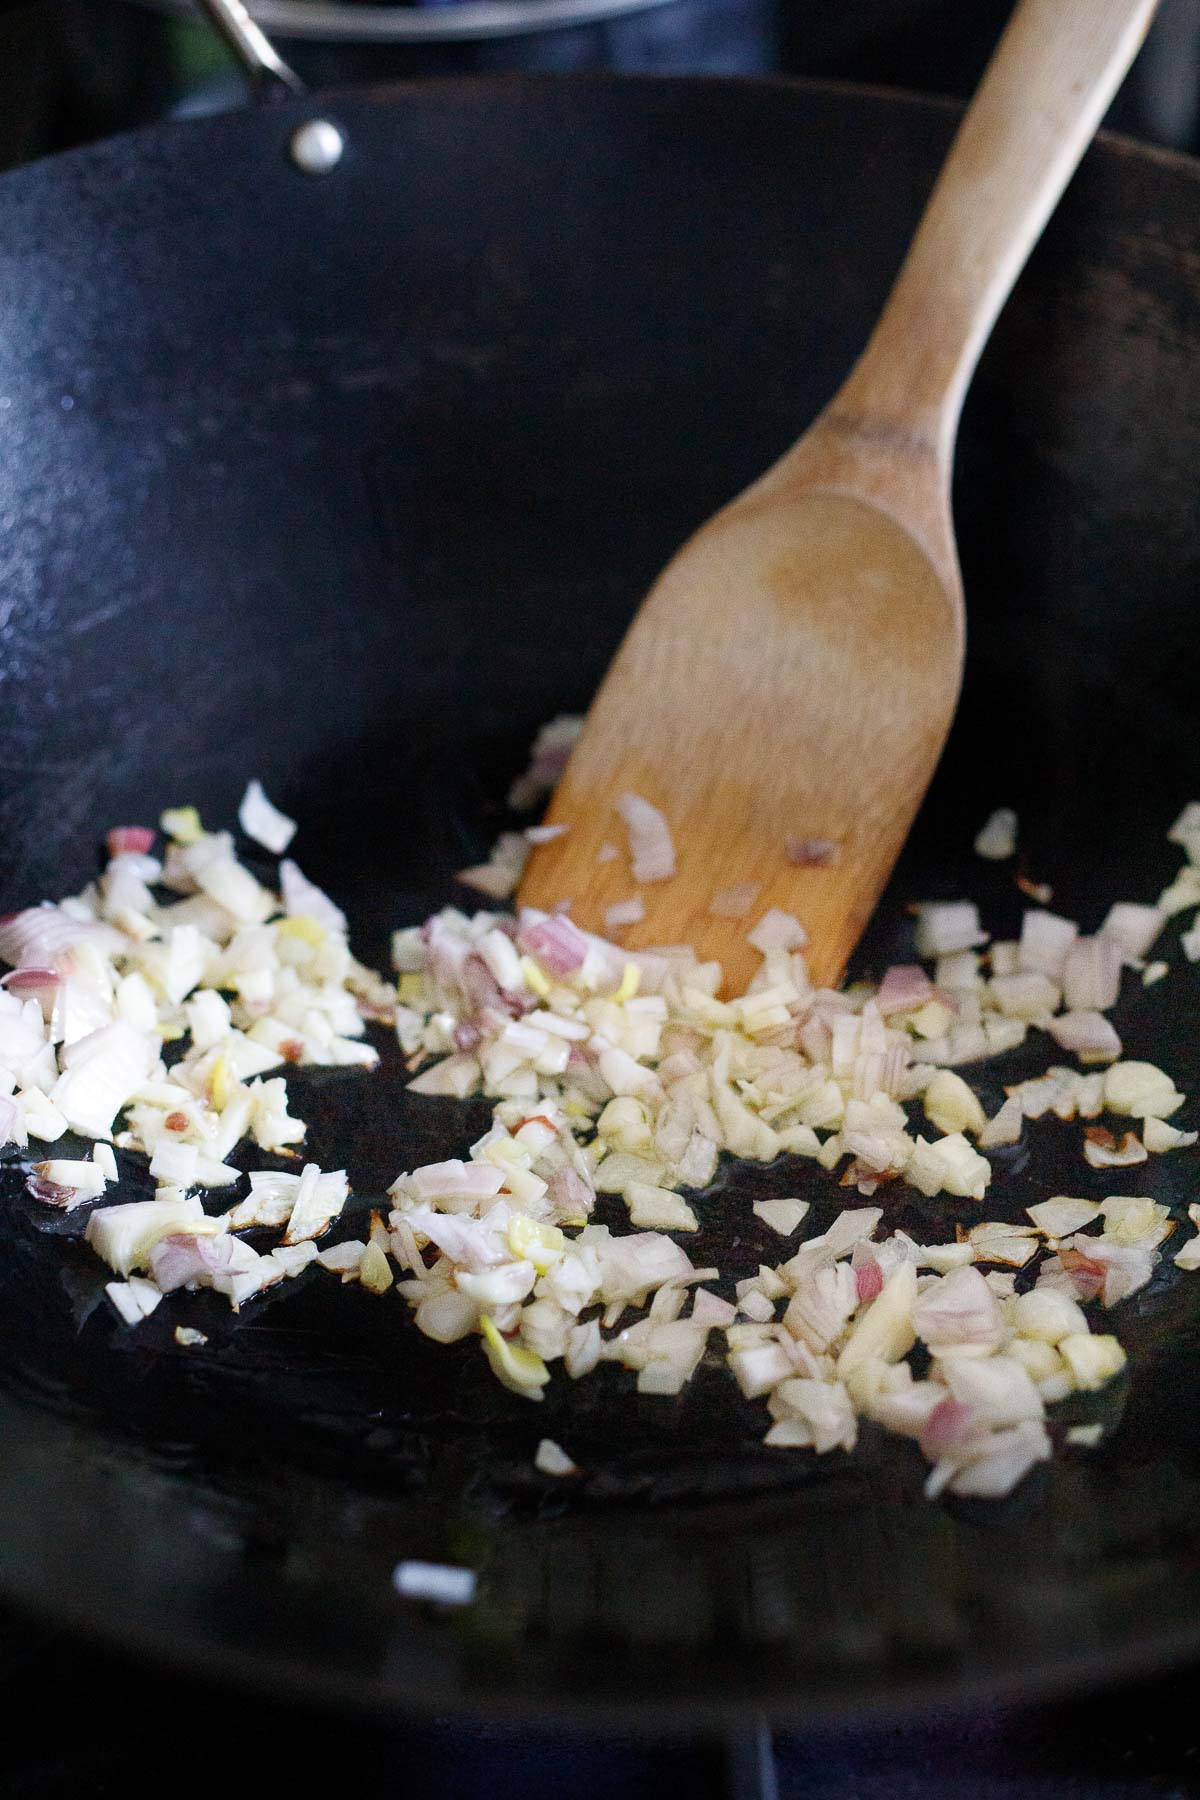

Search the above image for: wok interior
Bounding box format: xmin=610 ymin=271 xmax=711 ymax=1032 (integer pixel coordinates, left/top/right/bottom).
xmin=0 ymin=80 xmax=1198 ymax=1721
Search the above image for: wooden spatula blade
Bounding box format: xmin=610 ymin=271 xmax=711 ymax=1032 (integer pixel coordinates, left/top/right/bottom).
xmin=520 ymin=491 xmax=964 ymax=993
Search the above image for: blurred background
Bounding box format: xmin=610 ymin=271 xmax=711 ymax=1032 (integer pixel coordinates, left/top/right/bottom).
xmin=1 ymin=0 xmax=1198 ymax=174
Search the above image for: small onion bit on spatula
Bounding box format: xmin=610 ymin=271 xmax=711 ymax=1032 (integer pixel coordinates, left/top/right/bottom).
xmin=519 ymin=0 xmax=1158 ymax=996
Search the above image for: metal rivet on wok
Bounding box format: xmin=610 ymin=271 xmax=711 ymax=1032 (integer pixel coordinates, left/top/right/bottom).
xmin=290 ymin=119 xmax=345 ymax=176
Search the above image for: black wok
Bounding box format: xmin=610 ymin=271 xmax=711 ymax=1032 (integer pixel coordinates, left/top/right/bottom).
xmin=0 ymin=76 xmax=1198 ymax=1729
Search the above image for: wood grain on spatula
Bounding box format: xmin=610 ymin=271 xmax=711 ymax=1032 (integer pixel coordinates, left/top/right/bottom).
xmin=520 ymin=0 xmax=1157 ymax=996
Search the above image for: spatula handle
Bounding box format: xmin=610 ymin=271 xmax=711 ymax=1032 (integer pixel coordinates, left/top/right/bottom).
xmin=839 ymin=0 xmax=1158 ymax=456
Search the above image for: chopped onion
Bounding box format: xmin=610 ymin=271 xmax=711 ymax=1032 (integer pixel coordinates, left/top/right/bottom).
xmin=86 ymin=1196 xmax=218 ymax=1277
xmin=149 ymin=1139 xmax=198 ymax=1189
xmin=1100 ymin=902 xmax=1166 ymax=963
xmin=855 ymin=1260 xmax=890 ymax=1308
xmin=517 ymin=913 xmax=588 ymax=977
xmin=279 ymin=858 xmax=348 ymax=934
xmin=1011 ymin=1286 xmax=1088 ymax=1343
xmin=407 ymin=1053 xmax=480 ymax=1098
xmin=525 ymin=824 xmax=568 ymax=845
xmin=604 ymin=897 xmax=645 ymax=931
xmin=729 ymin=1340 xmax=794 ymax=1398
xmin=6 ymin=783 xmax=1192 ymax=1515
xmin=747 ymin=908 xmax=807 ymax=954
xmin=534 ymin=1438 xmax=578 ymax=1477
xmin=1018 ymin=910 xmax=1078 ymax=980
xmin=625 ymin=1182 xmax=698 ymax=1231
xmin=1056 ymin=1236 xmax=1156 ymax=1306
xmin=923 ymin=1070 xmax=986 ymax=1136
xmin=709 ymin=883 xmax=760 ymax=919
xmin=457 ymin=834 xmax=530 ymax=901
xmin=935 ymin=1420 xmax=1051 ymax=1500
xmin=1027 ymin=1196 xmax=1100 ymax=1238
xmin=876 ymin=964 xmax=934 ymax=1017
xmin=905 ymin=1133 xmax=991 ymax=1201
xmin=978 ymin=1096 xmax=1023 ymax=1148
xmin=106 ymin=826 xmax=156 ymax=859
xmin=317 ymin=1240 xmax=368 ymax=1280
xmin=239 ymin=779 xmax=297 ymax=854
xmin=283 ymin=1162 xmax=350 ymax=1243
xmin=837 ymin=1261 xmax=918 ymax=1376
xmin=595 ymin=1231 xmax=694 ymax=1306
xmin=691 ymin=1288 xmax=737 ymax=1327
xmin=785 ymin=837 xmax=841 ymax=867
xmin=0 ymin=905 xmax=93 ymax=971
xmin=912 ymin=1265 xmax=1006 ymax=1353
xmin=105 ymin=1278 xmax=163 ymax=1325
xmin=1083 ymin=1128 xmax=1147 ymax=1170
xmin=393 ymin=1560 xmax=477 ymax=1607
xmin=30 ymin=1158 xmax=106 ymax=1205
xmin=1061 ymin=936 xmax=1122 ymax=1012
xmin=939 ymin=1354 xmax=1043 ymax=1430
xmin=150 ymin=1231 xmax=255 ymax=1293
xmin=990 ymin=972 xmax=1060 ymax=1021
xmin=616 ymin=793 xmax=675 ymax=883
xmin=506 ymin=714 xmax=583 ymax=811
xmin=973 ymin=808 xmax=1017 ymax=860
xmin=919 ymin=1396 xmax=985 ymax=1462
xmin=913 ymin=902 xmax=987 ymax=958
xmin=1058 ymin=1333 xmax=1127 ymax=1389
xmin=1143 ymin=1116 xmax=1198 ymax=1153
xmin=770 ymin=1377 xmax=856 ymax=1453
xmin=1099 ymin=1195 xmax=1171 ymax=1249
xmin=395 ymin=1159 xmax=506 ymax=1209
xmin=1044 ymin=1011 xmax=1122 ymax=1064
xmin=1174 ymin=1233 xmax=1200 ymax=1272
xmin=1103 ymin=1060 xmax=1183 ymax=1119
xmin=966 ymin=1221 xmax=1040 ymax=1268
xmin=52 ymin=1021 xmax=156 ymax=1138
xmin=752 ymin=1198 xmax=809 ymax=1236
xmin=1167 ymin=801 xmax=1200 ymax=851
xmin=1 ymin=967 xmax=62 ymax=1017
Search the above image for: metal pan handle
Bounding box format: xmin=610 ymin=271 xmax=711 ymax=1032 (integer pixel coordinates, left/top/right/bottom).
xmin=192 ymin=0 xmax=306 ymax=99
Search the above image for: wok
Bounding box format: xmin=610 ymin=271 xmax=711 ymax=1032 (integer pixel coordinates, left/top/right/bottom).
xmin=0 ymin=74 xmax=1198 ymax=1730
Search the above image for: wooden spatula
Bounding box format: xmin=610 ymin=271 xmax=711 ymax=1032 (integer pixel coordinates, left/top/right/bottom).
xmin=519 ymin=0 xmax=1157 ymax=995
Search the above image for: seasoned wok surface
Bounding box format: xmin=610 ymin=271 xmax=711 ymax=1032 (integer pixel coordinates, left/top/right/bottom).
xmin=0 ymin=79 xmax=1197 ymax=1723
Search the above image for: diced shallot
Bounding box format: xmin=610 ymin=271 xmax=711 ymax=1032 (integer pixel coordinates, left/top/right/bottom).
xmin=911 ymin=1265 xmax=1006 ymax=1354
xmin=973 ymin=809 xmax=1017 ymax=860
xmin=709 ymin=883 xmax=760 ymax=919
xmin=1061 ymin=936 xmax=1122 ymax=1013
xmin=913 ymin=902 xmax=987 ymax=958
xmin=517 ymin=913 xmax=587 ymax=975
xmin=616 ymin=793 xmax=675 ymax=883
xmin=605 ymin=897 xmax=645 ymax=931
xmin=238 ymin=779 xmax=297 ymax=854
xmin=0 ymin=905 xmax=93 ymax=971
xmin=784 ymin=837 xmax=841 ymax=867
xmin=1044 ymin=1011 xmax=1122 ymax=1064
xmin=106 ymin=826 xmax=156 ymax=859
xmin=876 ymin=965 xmax=934 ymax=1017
xmin=1018 ymin=910 xmax=1078 ymax=980
xmin=747 ymin=909 xmax=807 ymax=954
